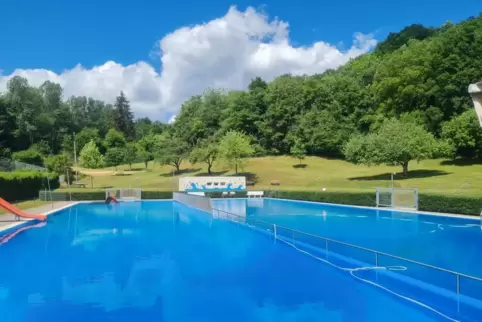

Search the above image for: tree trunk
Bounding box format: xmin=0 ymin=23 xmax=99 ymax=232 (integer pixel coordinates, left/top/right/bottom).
xmin=402 ymin=161 xmax=409 ymax=176
xmin=144 ymin=161 xmax=148 ymax=169
xmin=235 ymin=163 xmax=238 ymax=174
xmin=129 ymin=163 xmax=132 ymax=170
xmin=175 ymin=163 xmax=180 ymax=173
xmin=90 ymin=176 xmax=94 ymax=188
xmin=207 ymin=162 xmax=212 ymax=175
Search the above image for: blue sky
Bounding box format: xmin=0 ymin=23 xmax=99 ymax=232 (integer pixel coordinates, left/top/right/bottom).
xmin=1 ymin=0 xmax=480 ymax=74
xmin=0 ymin=0 xmax=481 ymax=120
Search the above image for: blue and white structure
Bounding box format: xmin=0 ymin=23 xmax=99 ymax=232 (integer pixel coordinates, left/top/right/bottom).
xmin=179 ymin=176 xmax=246 ymax=192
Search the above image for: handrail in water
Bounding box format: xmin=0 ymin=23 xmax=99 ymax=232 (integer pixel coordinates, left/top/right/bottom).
xmin=212 ymin=208 xmax=482 ymax=294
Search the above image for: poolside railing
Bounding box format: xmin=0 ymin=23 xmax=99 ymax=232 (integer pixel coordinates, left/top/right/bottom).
xmin=212 ymin=208 xmax=482 ymax=304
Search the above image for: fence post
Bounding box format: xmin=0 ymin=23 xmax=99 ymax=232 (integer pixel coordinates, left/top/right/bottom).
xmin=456 ymin=274 xmax=460 ymax=296
xmin=376 ymin=188 xmax=379 ymax=207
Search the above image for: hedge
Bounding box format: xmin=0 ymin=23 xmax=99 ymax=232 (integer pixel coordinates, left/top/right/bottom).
xmin=269 ymin=190 xmax=482 ymax=216
xmin=37 ymin=189 xmax=482 ymax=216
xmin=0 ymin=171 xmax=59 ymax=202
xmin=40 ymin=190 xmax=173 ymax=201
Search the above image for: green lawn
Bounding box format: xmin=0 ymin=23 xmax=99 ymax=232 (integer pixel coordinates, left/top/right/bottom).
xmin=62 ymin=156 xmax=482 ymax=197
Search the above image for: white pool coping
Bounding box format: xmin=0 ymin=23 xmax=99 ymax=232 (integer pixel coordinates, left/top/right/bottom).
xmin=0 ymin=202 xmax=79 ymax=234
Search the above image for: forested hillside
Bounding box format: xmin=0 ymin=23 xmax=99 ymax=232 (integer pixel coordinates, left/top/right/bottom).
xmin=170 ymin=15 xmax=482 ymax=159
xmin=1 ymin=14 xmax=481 ymax=174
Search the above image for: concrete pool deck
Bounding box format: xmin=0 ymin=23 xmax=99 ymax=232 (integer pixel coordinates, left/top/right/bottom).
xmin=0 ymin=201 xmax=75 ymax=231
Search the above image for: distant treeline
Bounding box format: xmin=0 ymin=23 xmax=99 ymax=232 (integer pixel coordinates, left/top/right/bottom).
xmin=1 ymin=14 xmax=482 ymax=167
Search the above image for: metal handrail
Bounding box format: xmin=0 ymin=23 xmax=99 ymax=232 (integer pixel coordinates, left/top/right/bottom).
xmin=212 ymin=208 xmax=482 ymax=295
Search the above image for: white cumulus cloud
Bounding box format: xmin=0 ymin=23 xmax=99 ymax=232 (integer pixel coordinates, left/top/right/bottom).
xmin=0 ymin=6 xmax=377 ymax=121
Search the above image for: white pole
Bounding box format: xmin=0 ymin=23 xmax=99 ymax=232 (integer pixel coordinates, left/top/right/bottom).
xmin=73 ymin=132 xmax=77 ymax=165
xmin=73 ymin=132 xmax=78 ymax=181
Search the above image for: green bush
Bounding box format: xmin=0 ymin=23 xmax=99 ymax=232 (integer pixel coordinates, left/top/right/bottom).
xmin=141 ymin=191 xmax=172 ymax=199
xmin=0 ymin=171 xmax=59 ymax=202
xmin=268 ymin=190 xmax=482 ymax=216
xmin=418 ymin=194 xmax=481 ymax=216
xmin=273 ymin=190 xmax=375 ymax=207
xmin=12 ymin=150 xmax=44 ymax=166
xmin=37 ymin=189 xmax=482 ymax=216
xmin=39 ymin=190 xmax=174 ymax=201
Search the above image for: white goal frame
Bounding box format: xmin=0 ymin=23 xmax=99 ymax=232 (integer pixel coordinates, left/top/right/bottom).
xmin=376 ymin=188 xmax=419 ymax=210
xmin=105 ymin=188 xmax=142 ymax=202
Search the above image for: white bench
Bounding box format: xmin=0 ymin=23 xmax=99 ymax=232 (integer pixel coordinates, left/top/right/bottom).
xmin=222 ymin=191 xmax=236 ymax=197
xmin=247 ymin=191 xmax=264 ymax=198
xmin=187 ymin=192 xmax=205 ymax=196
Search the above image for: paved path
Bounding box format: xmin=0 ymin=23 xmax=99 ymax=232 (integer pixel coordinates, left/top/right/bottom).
xmin=0 ymin=201 xmax=74 ymax=230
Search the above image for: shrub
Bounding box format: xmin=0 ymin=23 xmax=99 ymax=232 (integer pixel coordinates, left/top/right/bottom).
xmin=268 ymin=190 xmax=481 ymax=216
xmin=418 ymin=194 xmax=481 ymax=216
xmin=141 ymin=191 xmax=173 ymax=199
xmin=0 ymin=171 xmax=59 ymax=202
xmin=12 ymin=150 xmax=44 ymax=166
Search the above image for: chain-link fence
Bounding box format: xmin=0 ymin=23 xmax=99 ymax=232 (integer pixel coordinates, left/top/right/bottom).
xmin=0 ymin=158 xmax=47 ymax=172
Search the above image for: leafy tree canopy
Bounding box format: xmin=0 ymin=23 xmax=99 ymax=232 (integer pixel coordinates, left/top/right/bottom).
xmin=344 ymin=119 xmax=446 ymax=175
xmin=79 ymin=140 xmax=104 ymax=169
xmin=218 ymin=131 xmax=254 ymax=174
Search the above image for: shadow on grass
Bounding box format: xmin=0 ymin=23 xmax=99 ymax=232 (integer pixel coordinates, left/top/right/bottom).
xmin=194 ymin=170 xmax=229 ymax=177
xmin=126 ymin=167 xmax=145 ymax=171
xmin=349 ymin=169 xmax=450 ymax=181
xmin=238 ymin=172 xmax=260 ymax=186
xmin=114 ymin=173 xmax=132 ymax=176
xmin=95 ymin=185 xmax=114 ymax=189
xmin=293 ymin=164 xmax=308 ymax=169
xmin=440 ymin=159 xmax=482 ymax=166
xmin=158 ymin=168 xmax=202 ymax=177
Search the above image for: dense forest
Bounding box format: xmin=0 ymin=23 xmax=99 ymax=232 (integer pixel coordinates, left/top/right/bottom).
xmin=1 ymin=14 xmax=481 ymax=176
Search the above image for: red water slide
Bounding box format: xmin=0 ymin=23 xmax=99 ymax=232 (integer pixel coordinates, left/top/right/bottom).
xmin=0 ymin=198 xmax=47 ymax=221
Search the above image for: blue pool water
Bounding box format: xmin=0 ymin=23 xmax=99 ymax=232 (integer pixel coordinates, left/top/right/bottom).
xmin=214 ymin=198 xmax=482 ymax=279
xmin=0 ymin=201 xmax=452 ymax=322
xmin=214 ymin=198 xmax=482 ymax=320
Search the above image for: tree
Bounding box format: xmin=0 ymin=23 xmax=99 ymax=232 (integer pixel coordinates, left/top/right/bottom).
xmin=441 ymin=110 xmax=482 ymax=159
xmin=104 ymin=128 xmax=126 ymax=149
xmin=290 ymin=108 xmax=354 ymax=157
xmin=189 ymin=141 xmax=218 ymax=174
xmin=112 ymin=92 xmax=135 ymax=139
xmin=124 ymin=143 xmax=137 ymax=170
xmin=154 ymin=135 xmax=189 ymax=172
xmin=45 ymin=154 xmax=73 ymax=184
xmin=137 ymin=145 xmax=152 ymax=169
xmin=104 ymin=147 xmax=125 ymax=171
xmin=218 ymin=131 xmax=254 ymax=174
xmin=30 ymin=140 xmax=51 ymax=156
xmin=79 ymin=140 xmax=104 ymax=169
xmin=12 ymin=149 xmax=44 ymax=165
xmin=344 ymin=119 xmax=441 ymax=176
xmin=290 ymin=139 xmax=307 ymax=165
xmin=136 ymin=133 xmax=156 ymax=168
xmin=76 ymin=128 xmax=102 ymax=152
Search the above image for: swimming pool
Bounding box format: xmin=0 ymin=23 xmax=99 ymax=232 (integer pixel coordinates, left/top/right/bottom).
xmin=214 ymin=198 xmax=482 ymax=320
xmin=213 ymin=198 xmax=482 ymax=278
xmin=0 ymin=201 xmax=455 ymax=322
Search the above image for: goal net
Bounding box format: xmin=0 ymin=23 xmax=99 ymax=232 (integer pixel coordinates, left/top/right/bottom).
xmin=173 ymin=192 xmax=213 ymax=214
xmin=105 ymin=188 xmax=142 ymax=201
xmin=376 ymin=188 xmax=418 ymax=210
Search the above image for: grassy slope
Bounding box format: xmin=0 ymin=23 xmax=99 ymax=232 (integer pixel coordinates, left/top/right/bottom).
xmin=65 ymin=156 xmax=482 ymax=197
